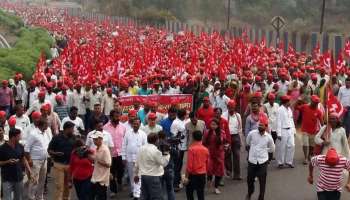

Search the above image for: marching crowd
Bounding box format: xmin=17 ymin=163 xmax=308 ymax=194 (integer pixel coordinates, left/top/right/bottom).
xmin=1 ymin=2 xmax=350 ymax=200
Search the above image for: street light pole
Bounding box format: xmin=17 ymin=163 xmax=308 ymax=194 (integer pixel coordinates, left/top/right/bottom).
xmin=320 ymin=0 xmax=326 ymax=34
xmin=227 ymin=0 xmax=231 ymax=30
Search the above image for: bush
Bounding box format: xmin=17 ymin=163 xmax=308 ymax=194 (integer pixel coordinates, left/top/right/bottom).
xmin=0 ymin=11 xmax=53 ymax=80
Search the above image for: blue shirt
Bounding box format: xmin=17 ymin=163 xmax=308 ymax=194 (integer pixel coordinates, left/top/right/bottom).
xmin=160 ymin=117 xmax=174 ymax=138
xmin=138 ymin=109 xmax=148 ymax=125
xmin=138 ymin=88 xmax=152 ymax=95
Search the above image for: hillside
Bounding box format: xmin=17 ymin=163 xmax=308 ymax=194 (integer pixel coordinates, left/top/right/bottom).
xmin=0 ymin=9 xmax=54 ymax=80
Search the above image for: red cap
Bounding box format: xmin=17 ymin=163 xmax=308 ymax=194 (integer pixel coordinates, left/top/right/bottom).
xmin=2 ymin=80 xmax=8 ymax=85
xmin=46 ymin=82 xmax=54 ymax=88
xmin=8 ymin=117 xmax=16 ymax=127
xmin=148 ymin=112 xmax=157 ymax=120
xmin=41 ymin=103 xmax=51 ymax=111
xmin=128 ymin=109 xmax=137 ymax=117
xmin=31 ymin=111 xmax=42 ymax=119
xmin=38 ymin=91 xmax=46 ymax=98
xmin=227 ymin=100 xmax=236 ymax=108
xmin=29 ymin=80 xmax=37 ymax=87
xmin=311 ymin=95 xmax=320 ymax=103
xmin=141 ymin=79 xmax=148 ymax=85
xmin=259 ymin=114 xmax=269 ymax=127
xmin=255 ymin=76 xmax=262 ymax=82
xmin=92 ymin=83 xmax=99 ymax=89
xmin=311 ymin=73 xmax=318 ymax=80
xmin=267 ymin=92 xmax=276 ymax=100
xmin=253 ymin=91 xmax=263 ymax=98
xmin=325 ymin=148 xmax=339 ymax=166
xmin=55 ymin=95 xmax=63 ymax=102
xmin=280 ymin=95 xmax=291 ymax=102
xmin=107 ymin=88 xmax=113 ymax=94
xmin=164 ymin=80 xmax=170 ymax=85
xmin=0 ymin=111 xmax=6 ymax=118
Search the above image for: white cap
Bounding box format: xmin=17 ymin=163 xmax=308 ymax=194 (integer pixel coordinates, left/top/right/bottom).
xmin=90 ymin=131 xmax=103 ymax=139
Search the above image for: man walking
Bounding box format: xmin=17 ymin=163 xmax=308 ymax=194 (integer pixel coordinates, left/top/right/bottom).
xmin=246 ymin=116 xmax=275 ymax=200
xmin=25 ymin=119 xmax=52 ymax=200
xmin=134 ymin=133 xmax=170 ymax=200
xmin=296 ymin=95 xmax=323 ymax=164
xmin=48 ymin=121 xmax=76 ymax=200
xmin=222 ymin=100 xmax=243 ymax=180
xmin=121 ymin=118 xmax=147 ymax=199
xmin=0 ymin=128 xmax=32 ymax=200
xmin=276 ymin=95 xmax=296 ymax=168
xmin=308 ymin=148 xmax=350 ymax=200
xmin=185 ymin=131 xmax=209 ymax=200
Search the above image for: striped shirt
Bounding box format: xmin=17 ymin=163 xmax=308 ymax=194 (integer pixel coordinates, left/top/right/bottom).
xmin=54 ymin=105 xmax=69 ymax=121
xmin=311 ymin=155 xmax=350 ymax=192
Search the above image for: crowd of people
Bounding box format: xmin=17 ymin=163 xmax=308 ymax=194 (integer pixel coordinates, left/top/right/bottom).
xmin=0 ymin=1 xmax=350 ymax=200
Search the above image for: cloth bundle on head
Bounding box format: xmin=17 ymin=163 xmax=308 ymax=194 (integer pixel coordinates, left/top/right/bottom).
xmin=311 ymin=95 xmax=320 ymax=103
xmin=325 ymin=148 xmax=339 ymax=166
xmin=8 ymin=117 xmax=16 ymax=127
xmin=259 ymin=113 xmax=269 ymax=127
xmin=0 ymin=111 xmax=6 ymax=119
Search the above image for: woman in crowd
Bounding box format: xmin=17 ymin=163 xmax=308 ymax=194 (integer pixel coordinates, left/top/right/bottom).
xmin=203 ymin=119 xmax=227 ymax=194
xmin=69 ymin=139 xmax=94 ymax=200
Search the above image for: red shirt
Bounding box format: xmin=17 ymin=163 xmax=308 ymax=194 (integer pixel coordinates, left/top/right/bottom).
xmin=219 ymin=118 xmax=231 ymax=142
xmin=69 ymin=151 xmax=94 ymax=180
xmin=299 ymin=104 xmax=323 ymax=134
xmin=186 ymin=142 xmax=209 ymax=175
xmin=196 ymin=106 xmax=214 ymax=127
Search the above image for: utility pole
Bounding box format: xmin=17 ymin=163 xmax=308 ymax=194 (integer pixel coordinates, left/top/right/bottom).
xmin=227 ymin=0 xmax=231 ymax=30
xmin=320 ymin=0 xmax=326 ymax=34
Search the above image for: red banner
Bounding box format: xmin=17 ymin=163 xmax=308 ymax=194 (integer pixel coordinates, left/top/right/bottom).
xmin=118 ymin=94 xmax=193 ymax=113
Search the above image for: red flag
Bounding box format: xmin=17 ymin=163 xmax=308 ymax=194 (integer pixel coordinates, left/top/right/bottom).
xmin=345 ymin=40 xmax=350 ymax=57
xmin=327 ymin=91 xmax=345 ymax=118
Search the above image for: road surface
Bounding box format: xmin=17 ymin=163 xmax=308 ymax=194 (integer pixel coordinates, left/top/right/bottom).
xmin=47 ymin=134 xmax=350 ymax=200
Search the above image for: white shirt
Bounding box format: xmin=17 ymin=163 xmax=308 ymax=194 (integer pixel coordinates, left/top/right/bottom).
xmin=22 ymin=124 xmax=36 ymax=144
xmin=338 ymin=86 xmax=350 ymax=107
xmin=60 ymin=116 xmax=85 ymax=135
xmin=170 ymin=118 xmax=187 ymax=150
xmin=278 ymin=80 xmax=290 ymax=95
xmin=86 ymin=130 xmax=114 ymax=150
xmin=27 ymin=88 xmax=39 ymax=108
xmin=72 ymin=91 xmax=87 ymax=115
xmin=102 ymin=95 xmax=115 ymax=116
xmin=24 ymin=127 xmax=53 ymax=160
xmin=46 ymin=93 xmax=57 ymax=108
xmin=135 ymin=143 xmax=170 ymax=176
xmin=88 ymin=91 xmax=102 ymax=110
xmin=264 ymin=102 xmax=279 ymax=132
xmin=141 ymin=124 xmax=163 ymax=135
xmin=121 ymin=129 xmax=147 ymax=162
xmin=26 ymin=99 xmax=51 ymax=115
xmin=222 ymin=111 xmax=242 ymax=135
xmin=213 ymin=95 xmax=230 ymax=113
xmin=276 ymin=105 xmax=296 ymax=137
xmin=11 ymin=114 xmax=30 ymax=131
xmin=246 ymin=130 xmax=275 ymax=164
xmin=91 ymin=144 xmax=111 ymax=186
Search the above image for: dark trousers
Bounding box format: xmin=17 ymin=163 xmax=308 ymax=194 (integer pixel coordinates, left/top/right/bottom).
xmin=317 ymin=191 xmax=341 ymax=200
xmin=269 ymin=131 xmax=277 ymax=160
xmin=186 ymin=174 xmax=206 ymax=200
xmin=174 ymin=150 xmax=185 ymax=187
xmin=140 ymin=175 xmax=163 ymax=200
xmin=111 ymin=156 xmax=125 ymax=185
xmin=247 ymin=162 xmax=268 ymax=200
xmin=207 ymin=175 xmax=222 ymax=188
xmin=162 ymin=168 xmax=175 ymax=200
xmin=343 ymin=107 xmax=350 ymax=138
xmin=225 ymin=134 xmax=241 ymax=177
xmin=73 ymin=178 xmax=91 ymax=200
xmin=91 ymin=182 xmax=107 ymax=200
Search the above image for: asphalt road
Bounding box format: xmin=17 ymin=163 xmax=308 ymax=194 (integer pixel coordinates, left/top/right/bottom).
xmin=47 ymin=134 xmax=350 ymax=200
